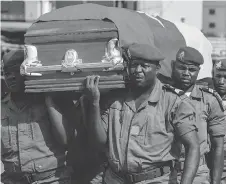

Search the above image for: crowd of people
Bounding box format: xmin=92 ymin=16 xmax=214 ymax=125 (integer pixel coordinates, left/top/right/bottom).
xmin=1 ymin=40 xmax=226 ymax=184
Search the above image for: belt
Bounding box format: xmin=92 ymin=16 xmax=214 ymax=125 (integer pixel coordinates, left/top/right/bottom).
xmin=1 ymin=167 xmax=69 ymax=183
xmin=175 ymin=156 xmax=206 ymax=171
xmin=112 ymin=161 xmax=173 ymax=183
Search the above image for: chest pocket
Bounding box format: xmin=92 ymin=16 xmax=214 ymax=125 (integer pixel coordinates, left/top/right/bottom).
xmin=1 ymin=114 xmax=11 ymax=148
xmin=144 ymin=110 xmax=169 ymax=145
xmin=28 ymin=104 xmax=51 ymax=142
xmin=134 ymin=105 xmax=168 ymax=146
xmin=1 ymin=108 xmax=18 ymax=149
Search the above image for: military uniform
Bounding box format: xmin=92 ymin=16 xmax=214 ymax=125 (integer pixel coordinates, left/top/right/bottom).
xmin=175 ymin=84 xmax=225 ymax=183
xmin=212 ymin=57 xmax=226 ymax=184
xmin=222 ymin=95 xmax=226 ymax=184
xmin=1 ymin=94 xmax=72 ymax=184
xmin=66 ymin=96 xmax=107 ymax=184
xmin=1 ymin=50 xmax=72 ymax=184
xmin=172 ymin=47 xmax=225 ymax=184
xmin=99 ymin=44 xmax=198 ymax=184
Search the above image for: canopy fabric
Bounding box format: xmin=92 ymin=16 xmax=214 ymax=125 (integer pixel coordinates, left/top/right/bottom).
xmin=35 ymin=3 xmax=156 ymax=49
xmin=32 ymin=3 xmax=212 ymax=80
xmin=137 ymin=12 xmax=213 ymax=80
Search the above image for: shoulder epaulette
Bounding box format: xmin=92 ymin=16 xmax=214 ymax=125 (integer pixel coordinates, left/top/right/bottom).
xmin=201 ymin=86 xmax=224 ymax=111
xmin=163 ymin=84 xmax=186 ymax=99
xmin=163 ymin=84 xmax=175 ymax=92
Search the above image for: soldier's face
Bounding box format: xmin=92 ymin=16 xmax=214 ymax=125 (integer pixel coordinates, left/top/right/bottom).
xmin=213 ymin=69 xmax=226 ymax=96
xmin=172 ymin=61 xmax=200 ymax=90
xmin=3 ymin=67 xmax=24 ymax=92
xmin=129 ymin=59 xmax=159 ymax=88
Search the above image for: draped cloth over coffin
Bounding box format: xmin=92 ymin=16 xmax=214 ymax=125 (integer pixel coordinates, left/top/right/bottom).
xmin=27 ymin=3 xmax=212 ymax=84
xmin=33 ymin=3 xmax=156 ymax=49
xmin=137 ymin=12 xmax=213 ymax=80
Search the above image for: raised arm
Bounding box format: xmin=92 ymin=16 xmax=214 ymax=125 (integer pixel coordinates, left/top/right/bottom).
xmin=45 ymin=94 xmax=74 ymax=148
xmin=84 ymin=75 xmax=108 ymax=150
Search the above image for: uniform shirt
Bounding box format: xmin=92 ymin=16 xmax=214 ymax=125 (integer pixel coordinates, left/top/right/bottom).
xmin=222 ymin=95 xmax=226 ymax=150
xmin=100 ymin=79 xmax=197 ymax=173
xmin=1 ymin=94 xmax=66 ymax=173
xmin=178 ymin=85 xmax=225 ymax=157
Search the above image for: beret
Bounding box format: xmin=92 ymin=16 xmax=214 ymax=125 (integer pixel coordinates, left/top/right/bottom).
xmin=126 ymin=43 xmax=165 ymax=62
xmin=2 ymin=48 xmax=24 ymax=70
xmin=176 ymin=46 xmax=204 ymax=65
xmin=213 ymin=57 xmax=226 ymax=71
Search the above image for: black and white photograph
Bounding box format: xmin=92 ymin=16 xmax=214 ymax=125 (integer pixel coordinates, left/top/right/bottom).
xmin=1 ymin=0 xmax=226 ymax=183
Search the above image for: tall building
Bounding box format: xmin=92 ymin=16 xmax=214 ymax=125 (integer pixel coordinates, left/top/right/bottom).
xmin=54 ymin=1 xmax=114 ymax=9
xmin=1 ymin=1 xmax=52 ymax=22
xmin=202 ymin=1 xmax=226 ymax=37
xmin=137 ymin=1 xmax=162 ymax=16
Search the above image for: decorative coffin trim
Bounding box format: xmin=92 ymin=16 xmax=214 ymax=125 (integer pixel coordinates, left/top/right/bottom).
xmin=25 ymin=62 xmax=125 ymax=73
xmin=25 ymin=75 xmax=126 ymax=93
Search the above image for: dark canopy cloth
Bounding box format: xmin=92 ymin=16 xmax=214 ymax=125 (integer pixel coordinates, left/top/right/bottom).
xmin=35 ymin=3 xmax=156 ymax=49
xmin=28 ymin=3 xmax=211 ymax=80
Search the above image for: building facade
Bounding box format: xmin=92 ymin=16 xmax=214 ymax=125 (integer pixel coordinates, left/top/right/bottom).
xmin=202 ymin=1 xmax=226 ymax=37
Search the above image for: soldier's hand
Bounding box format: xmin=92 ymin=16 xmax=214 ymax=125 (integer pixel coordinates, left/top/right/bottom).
xmin=84 ymin=75 xmax=100 ymax=103
xmin=45 ymin=93 xmax=57 ymax=107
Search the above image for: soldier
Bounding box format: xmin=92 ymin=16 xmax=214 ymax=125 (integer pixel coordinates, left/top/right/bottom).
xmin=83 ymin=43 xmax=200 ymax=184
xmin=171 ymin=46 xmax=225 ymax=184
xmin=1 ymin=49 xmax=72 ymax=184
xmin=66 ymin=96 xmax=107 ymax=184
xmin=212 ymin=56 xmax=226 ymax=184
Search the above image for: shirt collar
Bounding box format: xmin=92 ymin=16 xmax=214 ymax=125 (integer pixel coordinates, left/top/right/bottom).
xmin=147 ymin=79 xmax=162 ymax=103
xmin=1 ymin=93 xmax=11 ymax=104
xmin=221 ymin=94 xmax=226 ymax=100
xmin=189 ymin=84 xmax=203 ymax=99
xmin=125 ymin=79 xmax=162 ymax=112
xmin=2 ymin=93 xmax=33 ymax=112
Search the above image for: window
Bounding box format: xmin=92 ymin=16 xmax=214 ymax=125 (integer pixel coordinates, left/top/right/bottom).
xmin=209 ymin=9 xmax=215 ymax=15
xmin=209 ymin=22 xmax=216 ymax=28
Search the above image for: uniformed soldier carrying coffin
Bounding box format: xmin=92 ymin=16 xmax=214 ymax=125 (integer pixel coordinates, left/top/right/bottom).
xmin=171 ymin=46 xmax=225 ymax=184
xmin=1 ymin=49 xmax=72 ymax=184
xmin=83 ymin=43 xmax=200 ymax=184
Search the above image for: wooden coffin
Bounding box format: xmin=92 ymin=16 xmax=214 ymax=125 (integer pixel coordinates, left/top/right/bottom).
xmin=24 ymin=19 xmax=126 ymax=93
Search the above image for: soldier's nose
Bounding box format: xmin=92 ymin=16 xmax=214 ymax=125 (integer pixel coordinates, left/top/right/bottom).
xmin=219 ymin=78 xmax=225 ymax=84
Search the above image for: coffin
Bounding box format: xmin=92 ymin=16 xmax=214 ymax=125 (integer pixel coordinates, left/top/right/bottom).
xmin=24 ymin=19 xmax=126 ymax=93
xmin=23 ymin=3 xmax=212 ymax=93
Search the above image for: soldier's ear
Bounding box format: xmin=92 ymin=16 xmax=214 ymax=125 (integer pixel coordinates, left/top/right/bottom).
xmin=171 ymin=60 xmax=176 ymax=69
xmin=211 ymin=67 xmax=215 ymax=77
xmin=156 ymin=63 xmax=161 ymax=71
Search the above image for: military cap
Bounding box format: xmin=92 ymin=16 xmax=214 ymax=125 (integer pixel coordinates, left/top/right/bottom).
xmin=213 ymin=57 xmax=226 ymax=71
xmin=175 ymin=46 xmax=204 ymax=65
xmin=2 ymin=48 xmax=24 ymax=70
xmin=126 ymin=43 xmax=165 ymax=62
